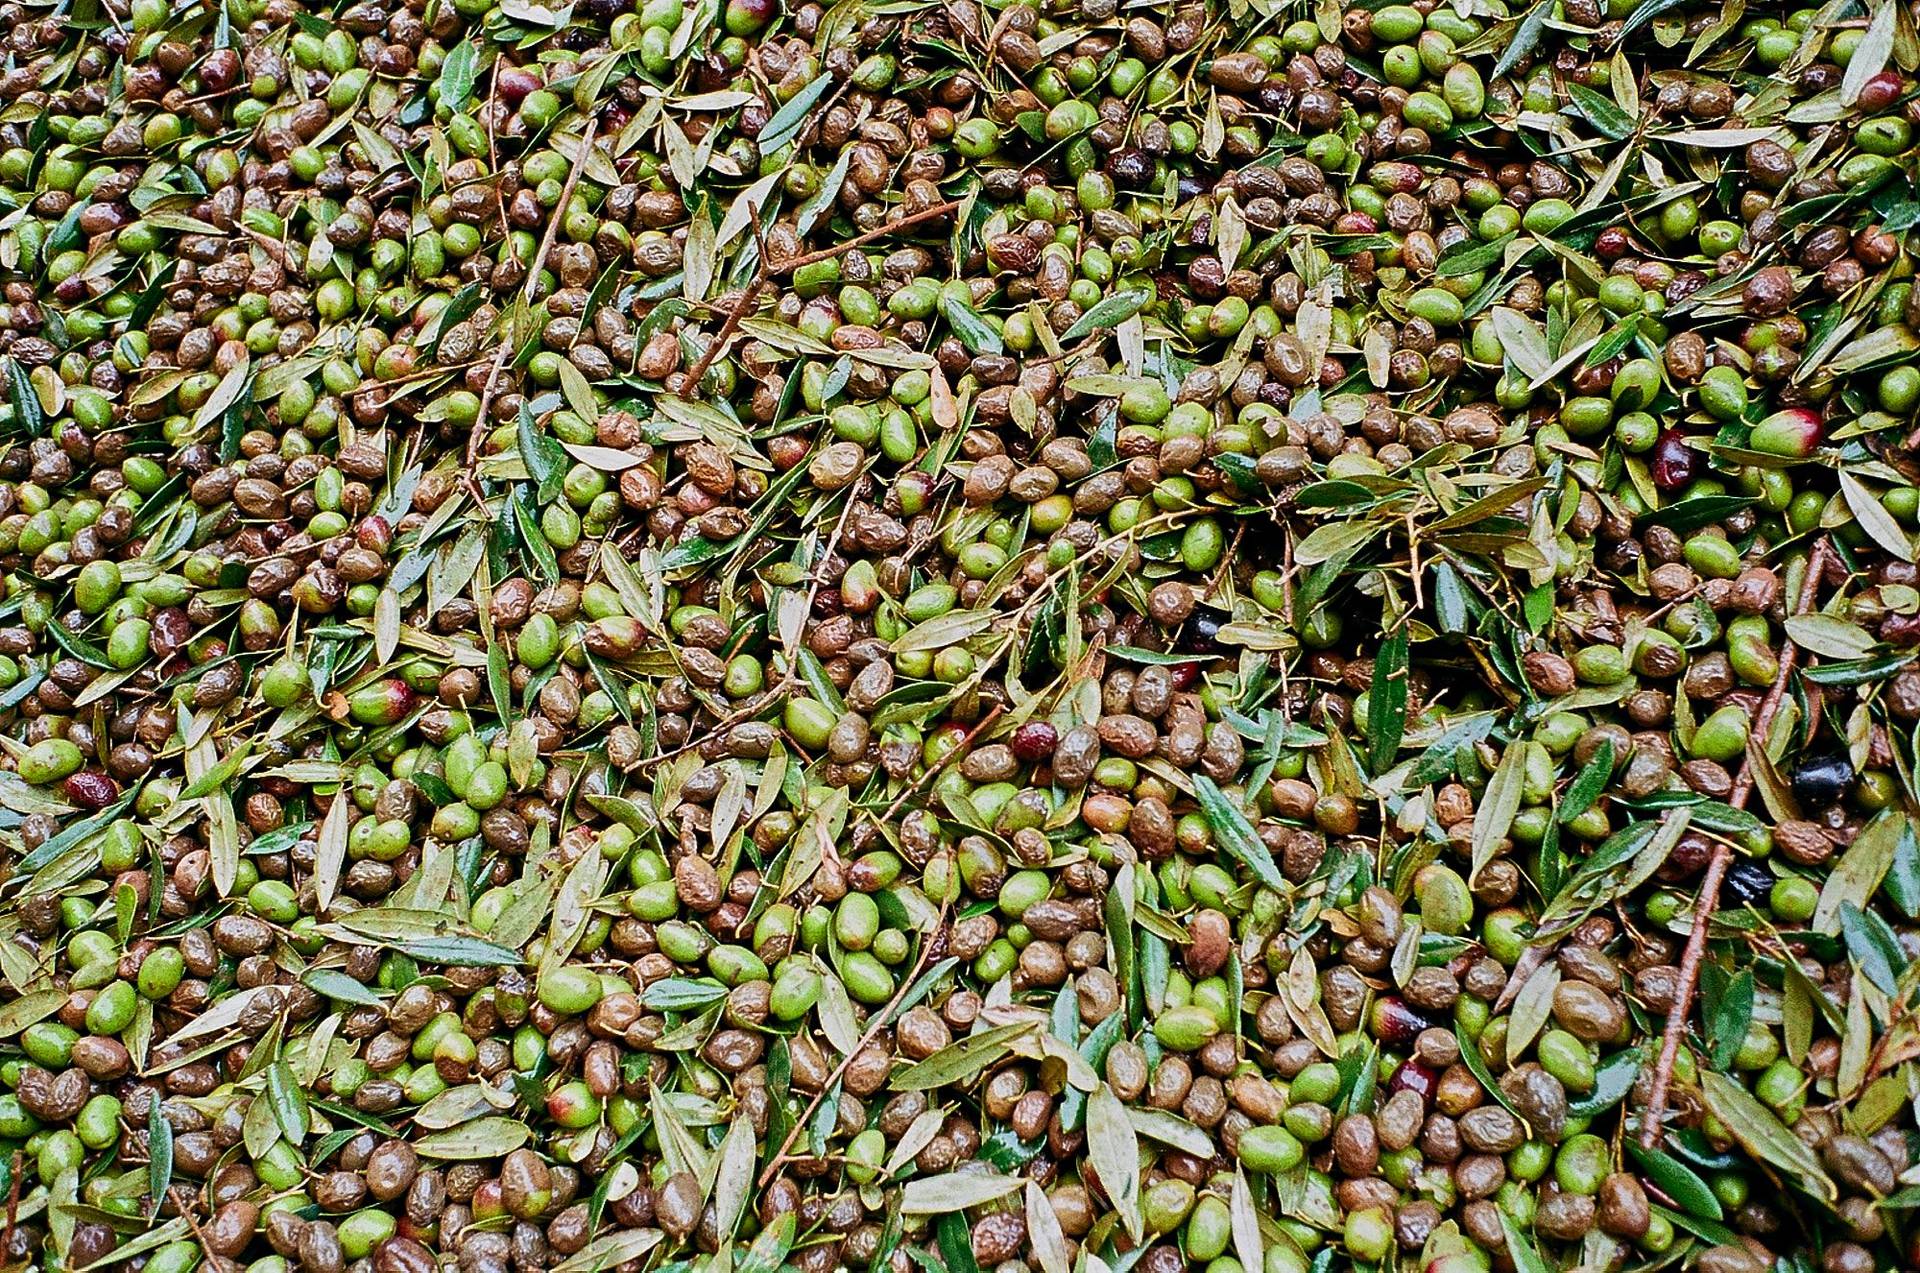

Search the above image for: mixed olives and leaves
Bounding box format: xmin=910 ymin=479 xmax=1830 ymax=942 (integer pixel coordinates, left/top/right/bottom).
xmin=2 ymin=2 xmax=1920 ymax=1273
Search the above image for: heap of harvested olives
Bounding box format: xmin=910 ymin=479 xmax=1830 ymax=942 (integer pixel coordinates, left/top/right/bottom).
xmin=8 ymin=0 xmax=1920 ymax=1271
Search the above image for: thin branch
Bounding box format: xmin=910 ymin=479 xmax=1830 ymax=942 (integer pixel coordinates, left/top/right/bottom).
xmin=463 ymin=119 xmax=603 ymax=499
xmin=756 ymin=896 xmax=952 ymax=1189
xmin=1640 ymin=536 xmax=1832 ymax=1149
xmin=875 ymin=703 xmax=1006 ymax=826
xmin=674 ymin=198 xmax=966 ymax=400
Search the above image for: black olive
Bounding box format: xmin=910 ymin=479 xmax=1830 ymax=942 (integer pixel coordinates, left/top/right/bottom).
xmin=1722 ymin=861 xmax=1774 ymax=908
xmin=1106 ymin=149 xmax=1154 ymax=189
xmin=1184 ymin=610 xmax=1222 ymax=653
xmin=1790 ymin=752 xmax=1853 ymax=808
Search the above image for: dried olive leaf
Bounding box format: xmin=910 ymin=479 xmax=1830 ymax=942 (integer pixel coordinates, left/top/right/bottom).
xmin=892 ymin=608 xmax=998 ymax=653
xmin=814 ymin=961 xmax=862 ymax=1055
xmin=191 ymin=356 xmax=250 ymax=430
xmin=715 ymin=171 xmax=780 ymax=257
xmin=712 ymin=1113 xmax=756 ymax=1239
xmin=1293 ymin=520 xmax=1378 ymax=565
xmin=1840 ymin=472 xmax=1914 ymax=562
xmin=1784 ymin=613 xmax=1878 ymax=660
xmin=1489 ymin=306 xmax=1552 ymax=381
xmin=891 ymin=1022 xmax=1033 ymax=1090
xmin=900 ymin=1172 xmax=1024 ymax=1214
xmin=886 ymin=1107 xmax=949 ymax=1178
xmin=241 ymin=1098 xmax=280 ymax=1175
xmin=1286 ymin=945 xmax=1340 ymax=1055
xmin=1086 ymin=1082 xmax=1142 ymax=1241
xmin=1026 ymin=1181 xmax=1070 ymax=1273
xmin=551 ymin=1228 xmax=664 ymax=1273
xmin=1230 ymin=1169 xmax=1262 ymax=1273
xmin=1829 ymin=323 xmax=1920 ymax=373
xmin=414 ymin=1084 xmax=497 ymax=1131
xmin=0 ymin=987 xmax=65 ymax=1037
xmin=165 ymin=985 xmax=285 ymax=1049
xmin=1839 ymin=980 xmax=1871 ymax=1097
xmin=1506 ymin=960 xmax=1560 ymax=1059
xmin=1844 ymin=0 xmax=1897 ymax=104
xmin=1814 ymin=808 xmax=1909 ymax=933
xmin=1126 ymin=1108 xmax=1213 ymax=1157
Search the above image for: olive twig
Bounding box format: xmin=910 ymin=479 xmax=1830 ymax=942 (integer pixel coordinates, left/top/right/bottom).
xmin=1640 ymin=535 xmax=1832 ymax=1150
xmin=465 ymin=118 xmax=603 ymax=499
xmin=676 ymin=199 xmax=967 ymax=399
xmin=755 ymin=895 xmax=953 ymax=1190
xmin=875 ymin=702 xmax=1007 ymax=827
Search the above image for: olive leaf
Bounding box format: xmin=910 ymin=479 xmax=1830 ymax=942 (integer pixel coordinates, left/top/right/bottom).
xmin=147 ymin=1095 xmax=172 ymax=1209
xmin=939 ymin=293 xmax=1003 ymax=355
xmin=1086 ymin=1083 xmax=1142 ymax=1241
xmin=1192 ymin=776 xmax=1288 ymax=893
xmin=1495 ymin=1 xmax=1552 ymax=77
xmin=1702 ymin=964 xmax=1756 ymax=1073
xmin=437 ymin=39 xmax=478 ymax=112
xmin=900 ymin=1172 xmax=1023 ymax=1213
xmin=1843 ymin=0 xmax=1897 ymax=105
xmin=1840 ymin=900 xmax=1905 ymax=996
xmin=1469 ymin=742 xmax=1525 ymax=886
xmin=757 ymin=73 xmax=832 ymax=153
xmin=1700 ymin=1071 xmax=1837 ymax=1202
xmin=1059 ymin=288 xmax=1153 ymax=343
xmin=1366 ymin=626 xmax=1408 ymax=775
xmin=1026 ymin=1181 xmax=1070 ymax=1273
xmin=1497 ymin=1209 xmax=1553 ymax=1273
xmin=416 ymin=1116 xmax=532 ymax=1159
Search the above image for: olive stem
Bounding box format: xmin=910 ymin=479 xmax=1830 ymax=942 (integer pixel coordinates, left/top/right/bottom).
xmin=673 ymin=278 xmax=766 ymax=402
xmin=464 ymin=118 xmax=604 ymax=497
xmin=755 ymin=897 xmax=953 ymax=1190
xmin=167 ymin=1184 xmax=216 ymax=1264
xmin=771 ymin=199 xmax=967 ymax=276
xmin=1640 ymin=535 xmax=1832 ymax=1150
xmin=875 ymin=702 xmax=1007 ymax=827
xmin=632 ymin=474 xmax=867 ymax=770
xmin=674 ymin=198 xmax=966 ymax=400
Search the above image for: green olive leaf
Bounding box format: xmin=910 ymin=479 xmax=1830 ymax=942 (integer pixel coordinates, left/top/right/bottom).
xmin=1700 ymin=1071 xmax=1838 ymax=1202
xmin=1192 ymin=775 xmax=1289 ymax=893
